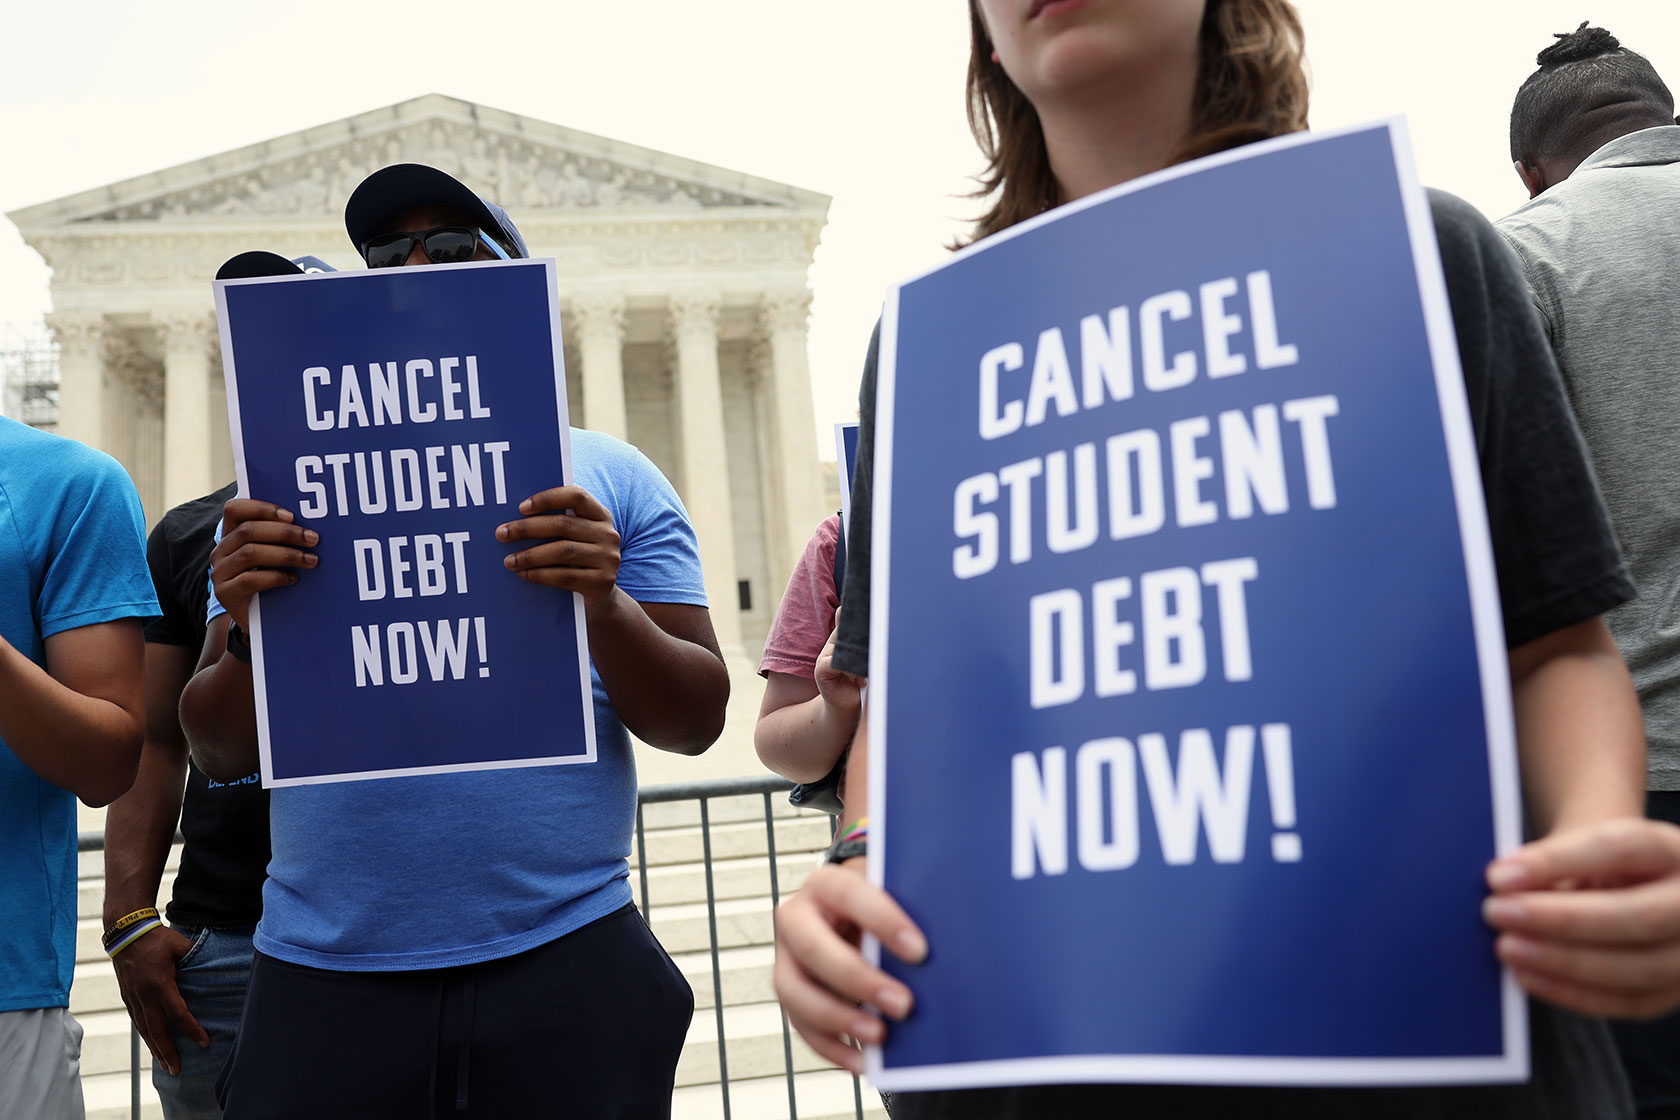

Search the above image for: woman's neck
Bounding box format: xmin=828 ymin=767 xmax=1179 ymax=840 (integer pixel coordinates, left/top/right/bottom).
xmin=1039 ymin=73 xmax=1197 ymax=202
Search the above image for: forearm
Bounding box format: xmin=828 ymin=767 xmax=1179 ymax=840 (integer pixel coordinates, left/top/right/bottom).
xmin=179 ymin=655 xmax=262 ymax=782
xmin=589 ymin=590 xmax=729 ymax=754
xmin=755 ymin=693 xmax=856 ymax=783
xmin=102 ymin=741 xmax=188 ymax=925
xmin=840 ymin=699 xmax=869 ymax=827
xmin=0 ymin=635 xmax=141 ymax=806
xmin=1511 ymin=621 xmax=1645 ymax=835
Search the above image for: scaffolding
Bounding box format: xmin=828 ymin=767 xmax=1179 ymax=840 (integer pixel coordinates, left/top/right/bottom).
xmin=0 ymin=321 xmax=60 ymax=431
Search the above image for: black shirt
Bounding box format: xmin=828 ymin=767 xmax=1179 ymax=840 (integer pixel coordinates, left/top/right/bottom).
xmin=834 ymin=192 xmax=1636 ymax=1118
xmin=145 ymin=481 xmax=271 ymax=927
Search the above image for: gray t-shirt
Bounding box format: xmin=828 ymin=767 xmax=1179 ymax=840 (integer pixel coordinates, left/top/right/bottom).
xmin=835 ymin=191 xmax=1635 ymax=1118
xmin=1498 ymin=125 xmax=1680 ymax=792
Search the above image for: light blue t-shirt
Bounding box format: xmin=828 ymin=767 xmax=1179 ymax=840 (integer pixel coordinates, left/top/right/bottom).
xmin=0 ymin=417 xmax=157 ymax=1011
xmin=210 ymin=429 xmax=708 ymax=970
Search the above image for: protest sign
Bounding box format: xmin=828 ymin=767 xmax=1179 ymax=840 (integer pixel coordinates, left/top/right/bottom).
xmin=214 ymin=258 xmax=595 ymax=787
xmin=836 ymin=421 xmax=860 ymax=544
xmin=865 ymin=120 xmax=1524 ymax=1089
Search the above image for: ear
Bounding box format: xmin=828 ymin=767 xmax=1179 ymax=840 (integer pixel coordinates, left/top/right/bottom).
xmin=1514 ymin=160 xmax=1545 ymax=200
xmin=992 ymin=48 xmax=1001 ymax=64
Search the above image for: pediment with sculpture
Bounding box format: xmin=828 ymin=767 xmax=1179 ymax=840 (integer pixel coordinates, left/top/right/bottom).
xmin=16 ymin=95 xmax=823 ymax=230
xmin=90 ymin=123 xmax=772 ymax=223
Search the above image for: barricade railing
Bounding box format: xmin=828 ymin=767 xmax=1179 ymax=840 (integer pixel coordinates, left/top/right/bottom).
xmin=78 ymin=773 xmax=869 ymax=1120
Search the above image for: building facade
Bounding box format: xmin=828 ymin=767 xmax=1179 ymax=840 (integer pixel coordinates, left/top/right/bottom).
xmin=8 ymin=94 xmax=833 ymax=661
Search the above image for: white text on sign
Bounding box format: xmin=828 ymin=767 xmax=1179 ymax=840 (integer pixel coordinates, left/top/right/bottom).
xmin=1011 ymin=723 xmax=1301 ymax=877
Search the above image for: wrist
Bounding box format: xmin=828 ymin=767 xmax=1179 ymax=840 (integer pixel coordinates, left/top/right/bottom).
xmin=225 ymin=621 xmax=253 ymax=664
xmin=582 ymin=584 xmax=629 ymax=628
xmin=819 ymin=683 xmax=862 ymax=716
xmin=826 ymin=817 xmax=868 ymax=864
xmin=103 ymin=900 xmax=156 ymax=928
xmin=1544 ymin=791 xmax=1645 ymax=837
xmin=104 ymin=907 xmax=165 ymax=958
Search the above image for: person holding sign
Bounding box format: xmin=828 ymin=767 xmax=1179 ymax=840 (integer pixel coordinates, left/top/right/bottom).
xmin=773 ymin=2 xmax=1680 ymax=1117
xmin=180 ymin=165 xmax=728 ymax=1119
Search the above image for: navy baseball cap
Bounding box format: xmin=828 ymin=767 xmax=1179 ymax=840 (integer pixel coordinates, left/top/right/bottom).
xmin=344 ymin=163 xmax=528 ymax=260
xmin=216 ymin=252 xmax=340 ymax=280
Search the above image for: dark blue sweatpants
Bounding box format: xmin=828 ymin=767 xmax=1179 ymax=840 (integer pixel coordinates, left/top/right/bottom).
xmin=217 ymin=903 xmax=693 ymax=1119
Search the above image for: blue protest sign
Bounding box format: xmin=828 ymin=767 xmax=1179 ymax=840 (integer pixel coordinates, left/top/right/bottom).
xmin=213 ymin=259 xmax=595 ymax=787
xmin=865 ymin=121 xmax=1524 ymax=1088
xmin=836 ymin=421 xmax=860 ymax=544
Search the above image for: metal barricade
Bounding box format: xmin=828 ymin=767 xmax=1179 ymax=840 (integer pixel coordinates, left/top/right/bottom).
xmin=79 ymin=774 xmax=871 ymax=1120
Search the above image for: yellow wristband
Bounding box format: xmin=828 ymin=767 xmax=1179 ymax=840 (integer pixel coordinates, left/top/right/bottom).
xmin=105 ymin=916 xmax=165 ymax=958
xmin=103 ymin=907 xmax=159 ymax=942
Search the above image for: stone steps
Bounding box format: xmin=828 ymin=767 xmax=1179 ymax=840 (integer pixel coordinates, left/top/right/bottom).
xmin=82 ymin=1069 xmax=888 ymax=1120
xmin=671 ymin=1072 xmax=889 ymax=1120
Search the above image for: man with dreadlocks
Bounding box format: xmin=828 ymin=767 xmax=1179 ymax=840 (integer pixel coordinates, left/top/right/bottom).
xmin=1499 ymin=23 xmax=1680 ymax=1120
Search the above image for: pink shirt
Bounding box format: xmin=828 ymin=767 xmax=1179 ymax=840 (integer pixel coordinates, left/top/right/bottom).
xmin=759 ymin=514 xmax=841 ymax=679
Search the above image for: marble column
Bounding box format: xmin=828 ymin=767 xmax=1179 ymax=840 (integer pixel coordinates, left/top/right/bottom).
xmin=746 ymin=343 xmax=793 ymax=608
xmin=158 ymin=312 xmax=216 ymax=511
xmin=571 ymin=292 xmax=628 ymax=440
xmin=131 ymin=363 xmax=166 ymax=524
xmin=95 ymin=331 xmax=164 ymax=521
xmin=759 ymin=289 xmax=827 ymax=573
xmin=669 ymin=289 xmax=741 ymax=650
xmin=209 ymin=351 xmax=235 ymax=487
xmin=43 ymin=311 xmax=107 ymax=449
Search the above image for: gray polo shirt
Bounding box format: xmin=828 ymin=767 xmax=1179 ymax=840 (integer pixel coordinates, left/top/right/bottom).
xmin=1499 ymin=125 xmax=1680 ymax=790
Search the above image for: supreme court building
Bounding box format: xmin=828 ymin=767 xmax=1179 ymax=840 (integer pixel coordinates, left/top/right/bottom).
xmin=7 ymin=94 xmax=834 ymax=667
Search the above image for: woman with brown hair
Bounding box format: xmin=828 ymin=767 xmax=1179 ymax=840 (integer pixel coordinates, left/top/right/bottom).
xmin=773 ymin=1 xmax=1680 ymax=1116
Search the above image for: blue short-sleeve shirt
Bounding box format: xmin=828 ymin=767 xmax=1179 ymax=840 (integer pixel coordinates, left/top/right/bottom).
xmin=209 ymin=430 xmax=710 ymax=970
xmin=0 ymin=417 xmax=157 ymax=1010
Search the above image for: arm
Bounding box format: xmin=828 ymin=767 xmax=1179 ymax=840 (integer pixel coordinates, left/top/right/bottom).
xmin=1507 ymin=617 xmax=1645 ymax=834
xmin=590 ymin=595 xmax=728 ymax=754
xmin=499 ymin=485 xmax=728 ymax=754
xmin=1484 ymin=616 xmax=1680 ymax=1018
xmin=755 ymin=629 xmax=862 ymax=783
xmin=180 ymin=499 xmax=316 ymax=781
xmin=103 ymin=640 xmax=209 ymax=1073
xmin=0 ymin=620 xmax=145 ymax=807
xmin=180 ymin=616 xmax=255 ymax=781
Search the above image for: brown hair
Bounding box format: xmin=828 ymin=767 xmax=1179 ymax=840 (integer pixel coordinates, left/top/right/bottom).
xmin=962 ymin=0 xmax=1310 ymax=243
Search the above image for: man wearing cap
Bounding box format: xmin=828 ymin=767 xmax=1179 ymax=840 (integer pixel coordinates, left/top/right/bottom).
xmin=181 ymin=167 xmax=728 ymax=1119
xmin=100 ymin=253 xmax=329 ymax=1120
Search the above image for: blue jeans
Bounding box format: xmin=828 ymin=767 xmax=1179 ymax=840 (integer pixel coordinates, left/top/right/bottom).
xmin=153 ymin=923 xmax=256 ymax=1120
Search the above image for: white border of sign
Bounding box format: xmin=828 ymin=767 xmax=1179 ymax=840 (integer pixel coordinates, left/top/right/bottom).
xmin=835 ymin=420 xmax=859 ymax=546
xmin=863 ymin=118 xmax=1526 ymax=1089
xmin=213 ymin=257 xmax=597 ymax=788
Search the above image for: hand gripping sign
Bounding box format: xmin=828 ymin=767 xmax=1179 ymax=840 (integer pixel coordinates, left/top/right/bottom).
xmin=214 ymin=258 xmax=595 ymax=786
xmin=865 ymin=121 xmax=1525 ymax=1089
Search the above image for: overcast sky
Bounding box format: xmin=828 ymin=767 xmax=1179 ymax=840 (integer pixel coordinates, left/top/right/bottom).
xmin=5 ymin=1 xmax=1679 ymax=451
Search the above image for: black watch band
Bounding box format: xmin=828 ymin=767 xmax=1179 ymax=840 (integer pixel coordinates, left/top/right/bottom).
xmin=225 ymin=622 xmax=253 ymax=664
xmin=826 ymin=836 xmax=867 ymax=865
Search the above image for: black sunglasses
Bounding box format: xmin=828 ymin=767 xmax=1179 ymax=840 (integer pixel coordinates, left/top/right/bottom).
xmin=360 ymin=226 xmax=510 ymax=269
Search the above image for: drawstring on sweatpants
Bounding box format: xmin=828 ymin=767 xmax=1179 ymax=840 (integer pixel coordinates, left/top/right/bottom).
xmin=456 ymin=974 xmax=475 ymax=1112
xmin=426 ymin=977 xmax=445 ymax=1120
